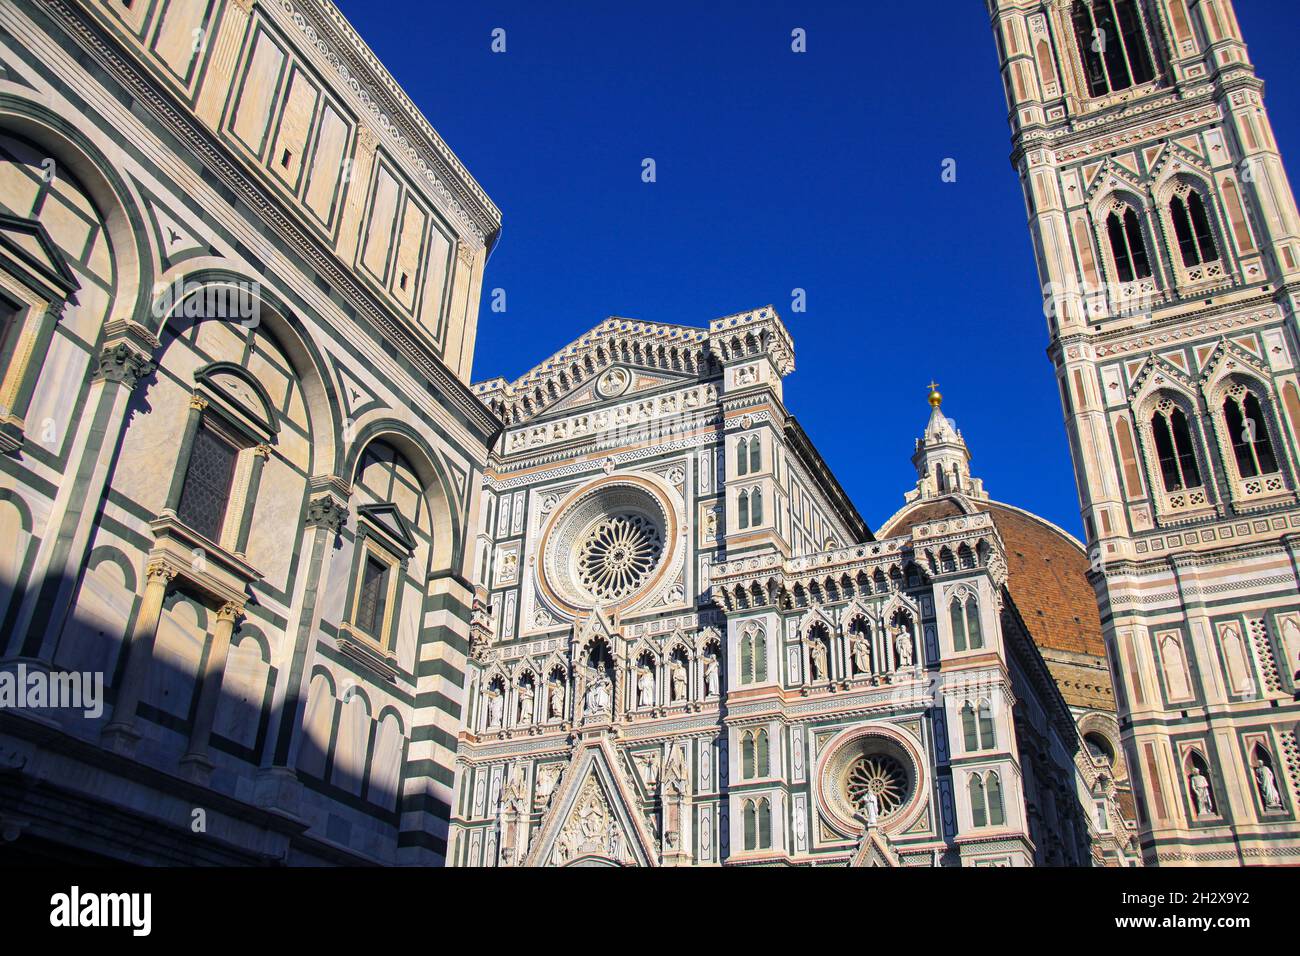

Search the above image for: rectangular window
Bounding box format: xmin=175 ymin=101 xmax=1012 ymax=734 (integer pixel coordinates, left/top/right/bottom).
xmin=176 ymin=423 xmax=239 ymax=541
xmin=355 ymin=553 xmax=390 ymax=638
xmin=0 ymin=295 xmax=22 ymax=368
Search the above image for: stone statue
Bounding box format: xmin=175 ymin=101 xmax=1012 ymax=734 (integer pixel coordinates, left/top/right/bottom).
xmin=864 ymin=790 xmax=880 ymax=827
xmin=636 ymin=666 xmax=655 ymax=708
xmin=486 ymin=685 xmax=504 ymax=728
xmin=703 ymin=655 xmax=720 ymax=698
xmin=670 ymin=659 xmax=688 ymax=702
xmin=852 ymin=635 xmax=871 ymax=675
xmin=809 ymin=639 xmax=829 ymax=681
xmin=547 ymin=677 xmax=566 ymax=720
xmin=894 ymin=627 xmax=913 ymax=668
xmin=664 ymin=744 xmax=689 ymax=796
xmin=1189 ymin=767 xmax=1214 ymax=817
xmin=535 ymin=763 xmax=561 ymax=808
xmin=585 ymin=669 xmax=611 ymax=715
xmin=502 ymin=763 xmax=527 ymax=814
xmin=516 ymin=682 xmax=534 ymax=725
xmin=1255 ymin=763 xmax=1283 ymax=810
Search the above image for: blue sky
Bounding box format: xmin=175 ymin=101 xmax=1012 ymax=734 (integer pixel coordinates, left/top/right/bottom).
xmin=337 ymin=1 xmax=1300 ymax=537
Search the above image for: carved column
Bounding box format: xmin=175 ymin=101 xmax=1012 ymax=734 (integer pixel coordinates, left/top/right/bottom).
xmin=102 ymin=559 xmax=177 ymax=752
xmin=181 ymin=600 xmax=244 ymax=781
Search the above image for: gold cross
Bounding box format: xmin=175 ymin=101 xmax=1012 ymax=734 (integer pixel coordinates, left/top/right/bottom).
xmin=927 ymin=381 xmax=939 ymax=393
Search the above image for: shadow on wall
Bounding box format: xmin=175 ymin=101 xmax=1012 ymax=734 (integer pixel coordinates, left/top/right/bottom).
xmin=0 ymin=560 xmax=413 ymax=860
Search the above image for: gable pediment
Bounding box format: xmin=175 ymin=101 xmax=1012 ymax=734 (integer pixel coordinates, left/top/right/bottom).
xmin=525 ymin=739 xmax=658 ymax=867
xmin=0 ymin=212 xmax=80 ymax=300
xmin=474 ymin=317 xmax=718 ymax=425
xmin=357 ymin=502 xmax=418 ymax=556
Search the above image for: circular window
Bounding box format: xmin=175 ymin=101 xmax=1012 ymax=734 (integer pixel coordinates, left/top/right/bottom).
xmin=816 ymin=727 xmax=924 ymax=835
xmin=537 ymin=476 xmax=679 ymax=615
xmin=576 ymin=513 xmax=663 ymax=602
xmin=845 ymin=753 xmax=910 ymax=818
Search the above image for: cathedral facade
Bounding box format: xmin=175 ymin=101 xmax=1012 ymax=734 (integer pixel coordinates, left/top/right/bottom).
xmin=451 ymin=310 xmax=1137 ymax=866
xmin=989 ymin=0 xmax=1300 ymax=865
xmin=0 ymin=0 xmax=1294 ymax=869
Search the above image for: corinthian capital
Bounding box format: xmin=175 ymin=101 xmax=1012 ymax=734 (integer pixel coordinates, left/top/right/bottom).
xmin=95 ymin=343 xmax=156 ymax=389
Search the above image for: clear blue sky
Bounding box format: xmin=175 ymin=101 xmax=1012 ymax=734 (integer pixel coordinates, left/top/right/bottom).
xmin=337 ymin=0 xmax=1300 ymax=538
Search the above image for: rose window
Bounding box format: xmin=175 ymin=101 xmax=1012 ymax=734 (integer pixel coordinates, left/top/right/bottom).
xmin=846 ymin=753 xmax=909 ymax=818
xmin=537 ymin=478 xmax=677 ymax=614
xmin=576 ymin=513 xmax=663 ymax=602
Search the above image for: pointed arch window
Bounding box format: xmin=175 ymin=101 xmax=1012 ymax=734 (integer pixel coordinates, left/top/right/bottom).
xmin=1170 ymin=189 xmax=1219 ymax=267
xmin=969 ymin=773 xmax=988 ymax=828
xmin=750 ymin=488 xmax=763 ymax=526
xmin=743 ymin=798 xmax=773 ymax=850
xmin=749 ymin=436 xmax=761 ymax=473
xmin=737 ymin=437 xmax=750 ymax=476
xmin=1223 ymin=385 xmax=1279 ymax=480
xmin=1150 ymin=401 xmax=1202 ymax=492
xmin=949 ymin=594 xmax=984 ymax=652
xmin=742 ymin=729 xmax=770 ymax=778
xmin=961 ymin=700 xmax=997 ymax=751
xmin=740 ymin=627 xmax=767 ymax=685
xmin=1106 ymin=206 xmax=1152 ymax=282
xmin=1071 ymin=0 xmax=1155 ymax=98
xmin=738 ymin=490 xmax=750 ymax=530
xmin=987 ymin=772 xmax=1006 ymax=826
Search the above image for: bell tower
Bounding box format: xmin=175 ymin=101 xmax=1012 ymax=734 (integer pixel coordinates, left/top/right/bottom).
xmin=990 ymin=0 xmax=1300 ymax=865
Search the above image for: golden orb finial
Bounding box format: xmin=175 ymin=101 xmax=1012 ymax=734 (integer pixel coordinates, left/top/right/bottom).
xmin=927 ymin=380 xmax=942 ymax=409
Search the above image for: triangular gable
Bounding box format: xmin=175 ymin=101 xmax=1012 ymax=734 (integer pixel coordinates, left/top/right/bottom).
xmin=472 ymin=316 xmax=716 ymax=425
xmin=524 ymin=738 xmax=658 ymax=867
xmin=357 ymin=502 xmax=418 ymax=556
xmin=1199 ymin=337 xmax=1271 ymax=399
xmin=849 ymin=827 xmax=901 ymax=867
xmin=0 ymin=212 xmax=80 ymax=299
xmin=1127 ymin=353 xmax=1198 ymax=407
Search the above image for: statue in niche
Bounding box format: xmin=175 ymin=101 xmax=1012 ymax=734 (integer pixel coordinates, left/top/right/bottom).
xmin=664 ymin=744 xmax=689 ymax=796
xmin=894 ymin=627 xmax=914 ymax=668
xmin=670 ymin=658 xmax=688 ymax=702
xmin=535 ymin=764 xmax=561 ymax=809
xmin=516 ymin=681 xmax=534 ymax=725
xmin=486 ymin=685 xmax=504 ymax=728
xmin=1255 ymin=762 xmax=1283 ymax=810
xmin=585 ymin=668 xmax=612 ymax=715
xmin=637 ymin=665 xmax=656 ymax=708
xmin=703 ymin=655 xmax=720 ymax=698
xmin=852 ymin=635 xmax=871 ymax=675
xmin=502 ymin=763 xmax=527 ymax=814
xmin=547 ymin=676 xmax=566 ymax=720
xmin=809 ymin=639 xmax=829 ymax=681
xmin=1189 ymin=766 xmax=1214 ymax=817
